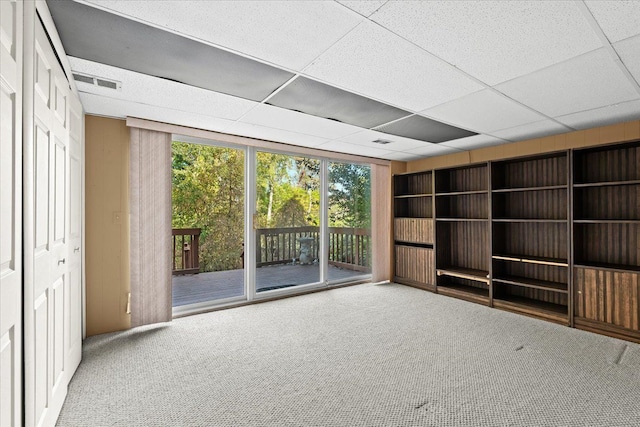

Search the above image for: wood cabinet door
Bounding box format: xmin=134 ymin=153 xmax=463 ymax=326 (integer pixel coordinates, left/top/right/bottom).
xmin=574 ymin=267 xmax=640 ymax=331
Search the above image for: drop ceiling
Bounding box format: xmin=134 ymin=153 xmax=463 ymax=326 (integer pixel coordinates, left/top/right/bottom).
xmin=47 ymin=0 xmax=640 ymax=161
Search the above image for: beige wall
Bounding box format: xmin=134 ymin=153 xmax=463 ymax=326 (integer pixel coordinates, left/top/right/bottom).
xmin=406 ymin=120 xmax=640 ymax=172
xmin=85 ymin=115 xmax=131 ymax=336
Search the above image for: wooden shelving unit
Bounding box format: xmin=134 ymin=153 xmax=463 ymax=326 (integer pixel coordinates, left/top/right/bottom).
xmin=573 ymin=142 xmax=640 ymax=341
xmin=490 ymin=152 xmax=570 ymax=324
xmin=435 ymin=163 xmax=490 ymax=304
xmin=392 ymin=140 xmax=640 ymax=342
xmin=393 ymin=171 xmax=435 ymax=290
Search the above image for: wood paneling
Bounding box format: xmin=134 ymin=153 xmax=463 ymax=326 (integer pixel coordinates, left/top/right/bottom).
xmin=436 ymin=221 xmax=489 ymax=272
xmin=574 ymin=143 xmax=640 ymax=184
xmin=394 ymin=197 xmax=432 ymax=218
xmin=492 ymin=153 xmax=567 ymax=189
xmin=575 ymin=267 xmax=640 ymax=331
xmin=493 ymin=261 xmax=567 ymax=289
xmin=437 ymin=277 xmax=489 ymax=304
xmin=492 ymin=189 xmax=567 ymax=220
xmin=574 ymin=223 xmax=640 ymax=269
xmin=493 ymin=222 xmax=568 ymax=261
xmin=574 ymin=185 xmax=640 ymax=220
xmin=394 ymin=218 xmax=433 ymax=244
xmin=394 ymin=171 xmax=432 ymax=196
xmin=495 ymin=283 xmax=568 ymax=308
xmin=394 ymin=245 xmax=434 ymax=289
xmin=435 ymin=164 xmax=487 ymax=193
xmin=436 ymin=194 xmax=488 ymax=219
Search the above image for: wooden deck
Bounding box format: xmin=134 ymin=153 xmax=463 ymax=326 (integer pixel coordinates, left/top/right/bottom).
xmin=172 ymin=264 xmax=369 ymax=307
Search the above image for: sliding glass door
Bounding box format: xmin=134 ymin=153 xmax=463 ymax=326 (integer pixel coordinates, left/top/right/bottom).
xmin=171 ymin=140 xmax=373 ymax=313
xmin=327 ymin=162 xmax=372 ymax=283
xmin=254 ymin=152 xmax=322 ymax=293
xmin=171 ymin=140 xmax=245 ymax=307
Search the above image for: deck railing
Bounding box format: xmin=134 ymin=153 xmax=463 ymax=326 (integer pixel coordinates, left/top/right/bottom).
xmin=256 ymin=226 xmax=371 ymax=272
xmin=172 ymin=228 xmax=201 ymax=275
xmin=327 ymin=227 xmax=371 ymax=273
xmin=173 ymin=226 xmax=371 ymax=275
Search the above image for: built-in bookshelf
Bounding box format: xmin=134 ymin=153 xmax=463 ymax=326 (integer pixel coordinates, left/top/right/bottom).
xmin=392 ymin=140 xmax=640 ymax=342
xmin=393 ymin=171 xmax=435 ymax=290
xmin=435 ymin=164 xmax=490 ymax=304
xmin=491 ymin=152 xmax=570 ymax=324
xmin=573 ymin=142 xmax=640 ymax=341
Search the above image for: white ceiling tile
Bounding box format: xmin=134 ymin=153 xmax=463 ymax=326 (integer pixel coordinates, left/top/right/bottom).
xmin=239 ymin=104 xmax=362 ymax=140
xmin=69 ymin=57 xmax=256 ymax=120
xmin=496 ymin=48 xmax=639 ymax=118
xmin=440 ymin=135 xmax=507 ymax=150
xmin=491 ymin=120 xmax=570 ymax=142
xmin=405 ymin=144 xmax=460 ymax=157
xmin=84 ymin=0 xmax=362 ymax=71
xmin=555 ymin=99 xmax=640 ymax=130
xmin=381 ymin=151 xmax=425 ymax=161
xmin=421 ymin=89 xmax=546 ymax=134
xmin=225 ymin=122 xmax=330 ymax=148
xmin=370 ymin=1 xmax=602 ymax=85
xmin=78 ymin=92 xmax=236 ymax=132
xmin=614 ymin=35 xmax=640 ymax=85
xmin=337 ymin=129 xmax=434 ymax=152
xmin=316 ymin=140 xmax=394 ymax=158
xmin=585 ymin=1 xmax=640 ymax=43
xmin=337 ymin=1 xmax=387 ymax=17
xmin=303 ymin=20 xmax=483 ymax=112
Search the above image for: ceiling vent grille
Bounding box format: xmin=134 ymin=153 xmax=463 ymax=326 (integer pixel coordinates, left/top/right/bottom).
xmin=72 ymin=72 xmax=121 ymax=90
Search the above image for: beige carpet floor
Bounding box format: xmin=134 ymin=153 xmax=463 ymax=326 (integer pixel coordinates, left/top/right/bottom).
xmin=57 ymin=282 xmax=640 ymax=426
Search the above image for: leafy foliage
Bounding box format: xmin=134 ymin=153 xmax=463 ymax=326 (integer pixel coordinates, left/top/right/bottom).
xmin=172 ymin=143 xmax=371 ymax=272
xmin=328 ymin=162 xmax=371 ymax=228
xmin=172 ymin=142 xmax=244 ymax=272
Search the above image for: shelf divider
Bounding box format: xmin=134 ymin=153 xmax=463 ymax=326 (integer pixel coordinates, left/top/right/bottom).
xmin=492 ymin=254 xmax=568 ymax=267
xmin=492 ymin=184 xmax=567 ymax=193
xmin=436 ymin=267 xmax=490 ymax=283
xmin=493 ymin=275 xmax=568 ymax=293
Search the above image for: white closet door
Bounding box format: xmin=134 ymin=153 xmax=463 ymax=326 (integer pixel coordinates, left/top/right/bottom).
xmin=66 ymin=94 xmax=83 ymax=379
xmin=24 ymin=17 xmax=78 ymax=427
xmin=0 ymin=1 xmax=23 ymax=426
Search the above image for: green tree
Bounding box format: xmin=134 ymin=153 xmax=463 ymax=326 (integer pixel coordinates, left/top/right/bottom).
xmin=172 ymin=142 xmax=244 ymax=272
xmin=256 ymin=153 xmax=320 ymax=228
xmin=328 ymin=163 xmax=371 ymax=228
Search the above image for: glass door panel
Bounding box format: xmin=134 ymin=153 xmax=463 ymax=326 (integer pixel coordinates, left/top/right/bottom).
xmin=171 ymin=140 xmax=245 ymax=306
xmin=328 ymin=162 xmax=372 ymax=282
xmin=255 ymin=152 xmax=321 ymax=292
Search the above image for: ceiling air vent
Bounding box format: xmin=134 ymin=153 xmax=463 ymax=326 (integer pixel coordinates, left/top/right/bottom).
xmin=372 ymin=139 xmax=392 ymax=145
xmin=72 ymin=72 xmax=121 ymax=90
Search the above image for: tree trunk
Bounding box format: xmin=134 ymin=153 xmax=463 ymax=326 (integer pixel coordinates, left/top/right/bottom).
xmin=267 ymin=183 xmax=273 ymax=226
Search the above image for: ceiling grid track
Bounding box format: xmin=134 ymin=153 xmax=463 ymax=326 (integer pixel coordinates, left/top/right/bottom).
xmin=576 ymin=0 xmax=640 ymax=96
xmin=364 ymin=17 xmax=576 ymax=132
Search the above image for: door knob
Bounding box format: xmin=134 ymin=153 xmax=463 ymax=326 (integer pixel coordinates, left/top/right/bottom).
xmin=74 ymin=247 xmax=80 ymax=252
xmin=58 ymin=258 xmax=66 ymax=265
